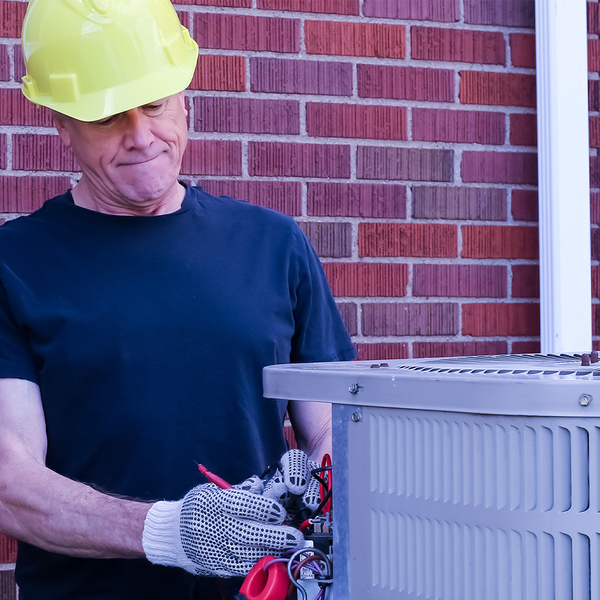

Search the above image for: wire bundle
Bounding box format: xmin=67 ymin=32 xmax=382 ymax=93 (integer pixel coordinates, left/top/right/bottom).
xmin=263 ymin=547 xmax=332 ymax=600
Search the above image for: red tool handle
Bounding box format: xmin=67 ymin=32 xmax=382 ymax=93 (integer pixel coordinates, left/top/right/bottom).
xmin=239 ymin=556 xmax=290 ymax=600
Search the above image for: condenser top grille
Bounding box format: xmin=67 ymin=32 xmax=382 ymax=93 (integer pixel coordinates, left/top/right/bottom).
xmin=395 ymin=353 xmax=600 ymax=380
xmin=263 ymin=353 xmax=600 ymax=417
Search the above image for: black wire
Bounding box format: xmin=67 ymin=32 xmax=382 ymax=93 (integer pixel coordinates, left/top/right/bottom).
xmin=309 ymin=465 xmax=332 ymax=519
xmin=310 ymin=488 xmax=332 ymax=519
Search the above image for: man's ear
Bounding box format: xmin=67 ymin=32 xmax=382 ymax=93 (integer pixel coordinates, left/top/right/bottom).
xmin=178 ymin=91 xmax=187 ymax=117
xmin=52 ymin=112 xmax=71 ymax=148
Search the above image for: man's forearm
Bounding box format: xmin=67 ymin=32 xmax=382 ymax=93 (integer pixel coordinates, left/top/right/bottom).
xmin=288 ymin=400 xmax=332 ymax=461
xmin=0 ymin=463 xmax=150 ymax=558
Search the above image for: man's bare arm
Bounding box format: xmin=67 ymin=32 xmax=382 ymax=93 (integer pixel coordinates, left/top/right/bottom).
xmin=287 ymin=400 xmax=332 ymax=462
xmin=0 ymin=378 xmax=149 ymax=558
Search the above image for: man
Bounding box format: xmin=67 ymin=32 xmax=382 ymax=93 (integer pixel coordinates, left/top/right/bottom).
xmin=0 ymin=0 xmax=356 ymax=598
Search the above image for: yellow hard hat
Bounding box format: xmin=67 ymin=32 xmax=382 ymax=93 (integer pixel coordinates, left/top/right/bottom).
xmin=21 ymin=0 xmax=199 ymax=122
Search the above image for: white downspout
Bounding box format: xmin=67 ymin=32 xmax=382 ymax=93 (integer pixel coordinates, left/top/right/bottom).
xmin=535 ymin=0 xmax=592 ymax=353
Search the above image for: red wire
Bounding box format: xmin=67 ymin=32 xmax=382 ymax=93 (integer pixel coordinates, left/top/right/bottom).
xmin=299 ymin=519 xmax=312 ymax=532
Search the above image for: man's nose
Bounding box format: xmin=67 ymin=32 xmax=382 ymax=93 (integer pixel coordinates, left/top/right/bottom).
xmin=122 ymin=109 xmax=154 ymax=149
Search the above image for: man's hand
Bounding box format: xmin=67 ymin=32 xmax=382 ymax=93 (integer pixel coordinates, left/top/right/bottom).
xmin=142 ymin=483 xmax=304 ymax=577
xmin=237 ymin=449 xmax=322 ymax=526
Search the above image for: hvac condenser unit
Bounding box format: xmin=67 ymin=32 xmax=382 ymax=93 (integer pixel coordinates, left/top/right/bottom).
xmin=263 ymin=354 xmax=600 ymax=600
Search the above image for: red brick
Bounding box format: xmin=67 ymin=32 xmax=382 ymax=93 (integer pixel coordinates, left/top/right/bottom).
xmin=178 ymin=0 xmax=251 ymax=5
xmin=592 ymin=156 xmax=600 ymax=189
xmin=0 ymin=533 xmax=17 ymax=563
xmin=464 ymin=0 xmax=535 ymax=28
xmin=14 ymin=46 xmax=25 ymax=81
xmin=355 ymin=343 xmax=409 ymax=360
xmin=590 ymin=39 xmax=600 ymax=72
xmin=305 ymin=20 xmax=406 ymax=59
xmin=177 ymin=10 xmax=190 ymax=30
xmin=0 ymin=570 xmax=17 ymax=600
xmin=412 ymin=27 xmax=505 ymax=65
xmin=358 ymin=147 xmax=454 ymax=182
xmin=194 ymin=97 xmax=299 ymax=135
xmin=462 ymin=303 xmax=540 ymax=336
xmin=0 ymin=44 xmax=9 ymax=80
xmin=362 ymin=302 xmax=459 ymax=336
xmin=591 ymin=116 xmax=600 ymax=148
xmin=307 ymin=182 xmax=406 ymax=218
xmin=299 ymin=223 xmax=352 ymax=258
xmin=510 ymin=113 xmax=537 ymax=147
xmin=412 ymin=186 xmax=507 ymax=221
xmin=461 ymin=152 xmax=538 ymax=185
xmin=512 ymin=189 xmax=538 ymax=222
xmin=194 ymin=13 xmax=300 ymax=53
xmin=322 ymin=262 xmax=408 ymax=297
xmin=359 ymin=223 xmax=457 ymax=258
xmin=190 ymin=55 xmax=246 ymax=91
xmin=358 ymin=64 xmax=454 ymax=103
xmin=510 ymin=33 xmax=536 ymax=68
xmin=413 ymin=340 xmax=508 ymax=358
xmin=307 ymin=103 xmax=407 ymax=140
xmin=248 ymin=142 xmax=350 ymax=179
xmin=0 ymin=176 xmax=71 ymax=213
xmin=337 ymin=302 xmax=358 ymax=336
xmin=413 ymin=264 xmax=507 ymax=298
xmin=593 ymin=265 xmax=600 ymax=299
xmin=0 ymin=1 xmax=27 ymax=37
xmin=512 ymin=341 xmax=540 ymax=354
xmin=412 ymin=108 xmax=505 ymax=145
xmin=590 ymin=80 xmax=600 ymax=112
xmin=363 ymin=0 xmax=459 ymax=22
xmin=250 ymin=58 xmax=352 ymax=96
xmin=462 ymin=225 xmax=538 ymax=259
xmin=284 ymin=424 xmax=298 ymax=449
xmin=595 ymin=304 xmax=600 ymax=335
xmin=593 ymin=228 xmax=600 ymax=261
xmin=460 ymin=71 xmax=536 ymax=108
xmin=198 ymin=180 xmax=301 ymax=216
xmin=12 ymin=134 xmax=77 ymax=171
xmin=180 ymin=140 xmax=242 ymax=176
xmin=589 ymin=2 xmax=600 ymax=35
xmin=512 ymin=265 xmax=539 ymax=298
xmin=257 ymin=0 xmax=359 ymax=14
xmin=0 ymin=89 xmax=53 ymax=126
xmin=591 ymin=192 xmax=600 ymax=225
xmin=0 ymin=134 xmax=6 ymax=170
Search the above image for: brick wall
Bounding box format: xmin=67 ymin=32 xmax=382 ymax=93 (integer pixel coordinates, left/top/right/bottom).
xmin=0 ymin=0 xmax=598 ymax=595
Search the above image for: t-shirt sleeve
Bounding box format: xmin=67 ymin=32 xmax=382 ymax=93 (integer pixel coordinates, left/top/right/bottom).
xmin=0 ymin=278 xmax=39 ymax=383
xmin=289 ymin=226 xmax=357 ymax=364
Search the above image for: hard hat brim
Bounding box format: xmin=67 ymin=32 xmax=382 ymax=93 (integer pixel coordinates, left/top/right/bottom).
xmin=23 ymin=43 xmax=198 ymax=122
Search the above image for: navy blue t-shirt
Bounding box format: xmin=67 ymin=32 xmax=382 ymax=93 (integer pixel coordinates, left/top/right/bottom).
xmin=0 ymin=185 xmax=356 ymax=599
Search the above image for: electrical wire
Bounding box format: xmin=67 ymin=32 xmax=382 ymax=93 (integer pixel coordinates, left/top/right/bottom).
xmin=285 ymin=547 xmax=333 ymax=600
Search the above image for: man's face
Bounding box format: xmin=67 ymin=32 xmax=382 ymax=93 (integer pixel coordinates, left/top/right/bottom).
xmin=54 ymin=93 xmax=188 ymax=209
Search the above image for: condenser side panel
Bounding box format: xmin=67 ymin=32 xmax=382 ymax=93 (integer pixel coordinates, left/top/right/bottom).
xmin=338 ymin=405 xmax=600 ymax=600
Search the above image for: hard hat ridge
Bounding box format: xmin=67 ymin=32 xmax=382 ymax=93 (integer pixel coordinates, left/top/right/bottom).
xmin=21 ymin=0 xmax=199 ymax=122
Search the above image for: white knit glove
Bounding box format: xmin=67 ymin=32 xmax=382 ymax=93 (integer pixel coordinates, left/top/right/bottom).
xmin=142 ymin=483 xmax=304 ymax=577
xmin=237 ymin=450 xmax=322 ymax=525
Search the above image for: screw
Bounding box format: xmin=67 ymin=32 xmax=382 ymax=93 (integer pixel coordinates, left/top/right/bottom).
xmin=351 ymin=412 xmax=361 ymax=422
xmin=348 ymin=383 xmax=362 ymax=395
xmin=580 ymin=394 xmax=592 ymax=407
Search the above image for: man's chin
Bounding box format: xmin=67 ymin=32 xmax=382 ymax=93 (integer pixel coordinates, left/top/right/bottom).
xmin=120 ymin=179 xmax=176 ymax=204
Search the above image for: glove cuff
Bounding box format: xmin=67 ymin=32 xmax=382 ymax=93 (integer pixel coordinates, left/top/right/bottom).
xmin=142 ymin=500 xmax=187 ymax=568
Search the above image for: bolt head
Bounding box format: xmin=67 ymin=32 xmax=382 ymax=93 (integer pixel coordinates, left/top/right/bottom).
xmin=580 ymin=394 xmax=592 ymax=407
xmin=351 ymin=412 xmax=361 ymax=422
